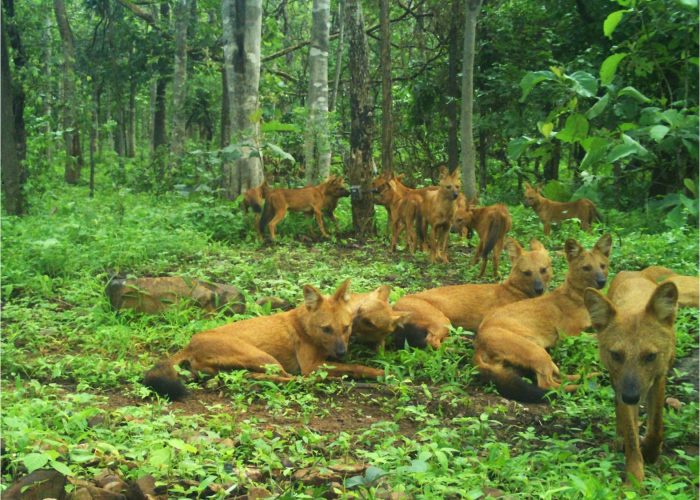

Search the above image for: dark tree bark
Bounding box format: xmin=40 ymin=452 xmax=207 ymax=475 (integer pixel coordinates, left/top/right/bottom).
xmin=345 ymin=0 xmax=375 ymax=239
xmin=479 ymin=129 xmax=487 ymax=192
xmin=329 ymin=0 xmax=345 ymax=112
xmin=460 ymin=0 xmax=482 ymax=201
xmin=220 ymin=66 xmax=230 ymax=148
xmin=170 ymin=0 xmax=190 ymax=160
xmin=3 ymin=0 xmax=27 ymax=161
xmin=54 ymin=0 xmax=83 ymax=184
xmin=379 ymin=0 xmax=393 ymax=173
xmin=1 ymin=26 xmax=26 ymax=215
xmin=446 ymin=0 xmax=460 ymax=172
xmin=152 ymin=2 xmax=169 ymax=152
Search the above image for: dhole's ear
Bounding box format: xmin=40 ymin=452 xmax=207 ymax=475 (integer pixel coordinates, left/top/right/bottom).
xmin=646 ymin=282 xmax=678 ymax=327
xmin=524 ymin=182 xmax=532 ymax=189
xmin=594 ymin=233 xmax=612 ymax=258
xmin=303 ymin=285 xmax=324 ymax=311
xmin=505 ymin=238 xmax=523 ymax=263
xmin=438 ymin=165 xmax=448 ymax=177
xmin=529 ymin=239 xmax=545 ymax=252
xmin=392 ymin=310 xmax=412 ymax=328
xmin=374 ymin=285 xmax=391 ymax=302
xmin=333 ymin=279 xmax=351 ymax=303
xmin=564 ymin=239 xmax=584 ymax=262
xmin=584 ymin=288 xmax=616 ymax=331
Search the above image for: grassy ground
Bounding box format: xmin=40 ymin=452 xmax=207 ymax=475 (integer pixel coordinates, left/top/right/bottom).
xmin=2 ymin=182 xmax=698 ymax=498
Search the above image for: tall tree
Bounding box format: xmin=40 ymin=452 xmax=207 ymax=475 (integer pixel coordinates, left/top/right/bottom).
xmin=153 ymin=2 xmax=170 ymax=153
xmin=54 ymin=0 xmax=83 ymax=184
xmin=459 ymin=0 xmax=482 ymax=201
xmin=446 ymin=0 xmax=461 ymax=172
xmin=329 ymin=0 xmax=344 ymax=112
xmin=170 ymin=0 xmax=190 ymax=161
xmin=345 ymin=0 xmax=375 ymax=238
xmin=2 ymin=24 xmax=25 ymax=215
xmin=222 ymin=0 xmax=264 ymax=199
xmin=379 ymin=0 xmax=393 ymax=173
xmin=304 ymin=0 xmax=332 ymax=184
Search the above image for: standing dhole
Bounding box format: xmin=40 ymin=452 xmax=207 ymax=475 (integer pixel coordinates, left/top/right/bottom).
xmin=584 ymin=277 xmax=678 ymax=484
xmin=523 ymin=182 xmax=601 ymax=235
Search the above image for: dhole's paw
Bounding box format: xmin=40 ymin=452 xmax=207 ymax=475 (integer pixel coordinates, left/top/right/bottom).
xmin=641 ymin=437 xmax=662 ymax=463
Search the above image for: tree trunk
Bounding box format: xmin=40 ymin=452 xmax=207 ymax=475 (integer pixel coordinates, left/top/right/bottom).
xmin=379 ymin=0 xmax=393 ymax=173
xmin=1 ymin=25 xmax=26 ymax=215
xmin=479 ymin=128 xmax=487 ymax=192
xmin=345 ymin=0 xmax=375 ymax=239
xmin=329 ymin=0 xmax=345 ymax=112
xmin=4 ymin=0 xmax=27 ymax=162
xmin=152 ymin=2 xmax=169 ymax=153
xmin=220 ymin=66 xmax=230 ymax=148
xmin=54 ymin=0 xmax=83 ymax=184
xmin=446 ymin=0 xmax=460 ymax=172
xmin=459 ymin=0 xmax=482 ymax=201
xmin=170 ymin=0 xmax=190 ymax=161
xmin=304 ymin=0 xmax=332 ymax=185
xmin=222 ymin=0 xmax=264 ymax=199
xmin=126 ymin=78 xmax=137 ymax=157
xmin=44 ymin=12 xmax=54 ymax=162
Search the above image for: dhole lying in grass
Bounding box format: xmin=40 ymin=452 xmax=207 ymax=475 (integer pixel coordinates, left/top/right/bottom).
xmin=347 ymin=285 xmax=412 ymax=351
xmin=393 ymin=239 xmax=552 ymax=348
xmin=107 ymin=276 xmax=245 ymax=315
xmin=453 ymin=203 xmax=512 ymax=277
xmin=474 ymin=234 xmax=612 ymax=402
xmin=523 ymin=182 xmax=602 ymax=235
xmin=584 ymin=276 xmax=678 ymax=484
xmin=259 ymin=175 xmax=349 ymax=240
xmin=608 ymin=265 xmax=698 ymax=309
xmin=143 ymin=281 xmax=384 ymax=400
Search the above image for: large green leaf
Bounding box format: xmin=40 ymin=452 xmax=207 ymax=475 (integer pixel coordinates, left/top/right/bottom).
xmin=264 ymin=142 xmax=295 ymax=162
xmin=618 ymin=86 xmax=651 ymax=103
xmin=556 ymin=114 xmax=589 ymax=143
xmin=649 ymin=125 xmax=670 ymax=142
xmin=519 ymin=70 xmax=556 ymax=102
xmin=607 ymin=134 xmax=649 ymax=162
xmin=600 ymin=53 xmax=628 ymax=86
xmin=507 ymin=137 xmax=534 ymax=160
xmin=22 ymin=453 xmax=49 ymax=474
xmin=537 ymin=121 xmax=554 ymax=138
xmin=566 ymin=71 xmax=598 ymax=98
xmin=586 ymin=94 xmax=610 ymax=120
xmin=604 ymin=10 xmax=628 ymax=38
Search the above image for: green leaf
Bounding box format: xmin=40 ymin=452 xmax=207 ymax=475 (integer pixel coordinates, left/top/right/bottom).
xmin=556 ymin=114 xmax=589 ymax=143
xmin=607 ymin=134 xmax=648 ymax=162
xmin=604 ymin=10 xmax=628 ymax=38
xmin=519 ymin=71 xmax=556 ymax=102
xmin=586 ymin=93 xmax=610 ymax=120
xmin=49 ymin=460 xmax=73 ymax=476
xmin=149 ymin=448 xmax=171 ymax=467
xmin=261 ymin=120 xmax=300 ymax=133
xmin=683 ymin=178 xmax=697 ymax=196
xmin=168 ymin=438 xmax=197 ymax=453
xmin=649 ymin=125 xmax=670 ymax=142
xmin=364 ymin=466 xmax=388 ymax=484
xmin=344 ymin=475 xmax=366 ymax=489
xmin=600 ymin=53 xmax=627 ymax=86
xmin=566 ymin=71 xmax=598 ymax=98
xmin=678 ymin=0 xmax=698 ymax=9
xmin=507 ymin=137 xmax=534 ymax=160
xmin=22 ymin=453 xmax=49 ymax=474
xmin=618 ymin=86 xmax=651 ymax=103
xmin=537 ymin=122 xmax=554 ymax=138
xmin=264 ymin=142 xmax=295 ymax=162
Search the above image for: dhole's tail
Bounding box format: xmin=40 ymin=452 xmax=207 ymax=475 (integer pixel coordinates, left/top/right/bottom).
xmin=249 ymin=198 xmax=263 ymax=213
xmin=476 ymin=356 xmax=549 ymax=404
xmin=392 ymin=323 xmax=428 ymax=349
xmin=143 ymin=359 xmax=187 ymax=400
xmin=105 ymin=275 xmax=126 ymax=310
xmin=590 ymin=204 xmax=603 ymax=224
xmin=258 ymin=199 xmax=274 ymax=236
xmin=482 ymin=216 xmax=504 ymax=259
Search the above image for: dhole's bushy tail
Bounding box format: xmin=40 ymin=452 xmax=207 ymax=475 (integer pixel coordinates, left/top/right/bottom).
xmin=482 ymin=216 xmax=504 ymax=259
xmin=477 ymin=358 xmax=549 ymax=403
xmin=258 ymin=199 xmax=275 ymax=237
xmin=143 ymin=359 xmax=187 ymax=400
xmin=393 ymin=323 xmax=428 ymax=349
xmin=590 ymin=204 xmax=603 ymax=225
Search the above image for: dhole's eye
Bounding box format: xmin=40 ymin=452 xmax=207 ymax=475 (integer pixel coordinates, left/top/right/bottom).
xmin=610 ymin=351 xmax=623 ymax=363
xmin=343 ymin=325 xmax=351 ymax=333
xmin=600 ymin=264 xmax=607 ymax=269
xmin=362 ymin=318 xmax=374 ymax=327
xmin=322 ymin=326 xmax=333 ymax=335
xmin=539 ymin=267 xmax=548 ymax=274
xmin=583 ymin=265 xmax=592 ymax=271
xmin=642 ymin=352 xmax=657 ymax=363
xmin=523 ymin=270 xmax=533 ymax=277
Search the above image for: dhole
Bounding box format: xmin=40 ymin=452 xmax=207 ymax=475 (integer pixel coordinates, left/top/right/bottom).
xmin=347 ymin=285 xmax=412 ymax=351
xmin=372 ymin=175 xmax=421 ymax=253
xmin=523 ymin=182 xmax=601 ymax=235
xmin=144 ymin=280 xmax=383 ymax=400
xmin=608 ymin=265 xmax=698 ymax=309
xmin=420 ymin=166 xmax=461 ymax=262
xmin=453 ymin=203 xmax=512 ymax=277
xmin=393 ymin=239 xmax=552 ymax=348
xmin=584 ymin=276 xmax=678 ymax=484
xmin=259 ymin=175 xmax=349 ymax=240
xmin=474 ymin=234 xmax=612 ymax=402
xmin=242 ymin=180 xmax=270 ymax=238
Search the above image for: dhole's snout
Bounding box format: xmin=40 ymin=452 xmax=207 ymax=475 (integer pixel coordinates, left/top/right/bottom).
xmin=620 ymin=374 xmax=641 ymax=405
xmin=334 ymin=341 xmax=347 ymax=358
xmin=533 ymin=280 xmax=545 ymax=296
xmin=595 ymin=272 xmax=607 ymax=289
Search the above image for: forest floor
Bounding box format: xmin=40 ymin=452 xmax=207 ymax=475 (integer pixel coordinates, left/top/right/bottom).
xmin=2 ymin=186 xmax=699 ymax=498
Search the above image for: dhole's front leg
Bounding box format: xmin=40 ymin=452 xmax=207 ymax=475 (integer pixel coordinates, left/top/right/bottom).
xmin=617 ymin=399 xmax=644 ymax=484
xmin=641 ymin=376 xmax=666 ymax=464
xmin=313 ymin=208 xmax=330 ymax=238
xmin=315 ymin=362 xmax=384 ymax=379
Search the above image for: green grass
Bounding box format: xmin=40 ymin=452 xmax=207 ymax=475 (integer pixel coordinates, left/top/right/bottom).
xmin=1 ymin=180 xmax=698 ymax=498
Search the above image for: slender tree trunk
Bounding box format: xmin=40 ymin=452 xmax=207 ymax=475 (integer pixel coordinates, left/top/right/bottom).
xmin=54 ymin=0 xmax=83 ymax=184
xmin=379 ymin=0 xmax=393 ymax=173
xmin=459 ymin=0 xmax=482 ymax=201
xmin=89 ymin=85 xmax=98 ymax=198
xmin=345 ymin=0 xmax=375 ymax=239
xmin=44 ymin=13 xmax=54 ymax=163
xmin=152 ymin=2 xmax=169 ymax=153
xmin=220 ymin=66 xmax=230 ymax=148
xmin=4 ymin=0 xmax=27 ymax=161
xmin=170 ymin=0 xmax=190 ymax=162
xmin=126 ymin=78 xmax=137 ymax=157
xmin=446 ymin=0 xmax=460 ymax=172
xmin=304 ymin=0 xmax=332 ymax=185
xmin=329 ymin=0 xmax=345 ymax=113
xmin=222 ymin=0 xmax=263 ymax=199
xmin=479 ymin=129 xmax=487 ymax=192
xmin=2 ymin=25 xmax=26 ymax=215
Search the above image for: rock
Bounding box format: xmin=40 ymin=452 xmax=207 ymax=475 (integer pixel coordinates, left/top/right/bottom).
xmin=3 ymin=469 xmax=67 ymax=500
